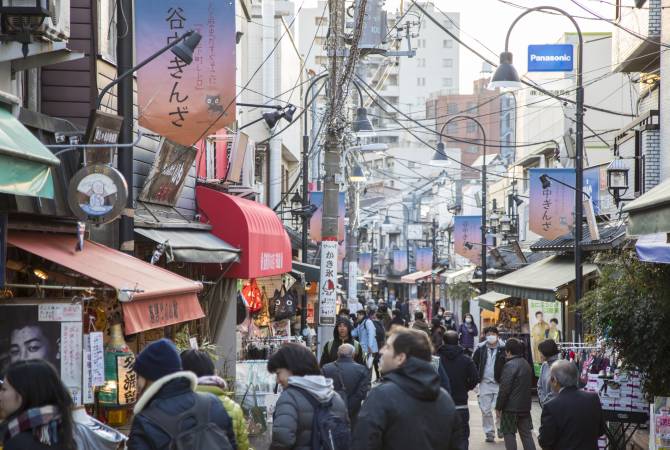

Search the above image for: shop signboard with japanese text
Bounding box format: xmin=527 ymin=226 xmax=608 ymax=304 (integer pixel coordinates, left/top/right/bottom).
xmin=584 ymin=164 xmax=616 ymax=215
xmin=308 ymin=192 xmax=345 ymax=242
xmin=454 ymin=216 xmax=482 ymax=265
xmin=319 ymin=240 xmax=339 ymax=325
xmin=529 ymin=168 xmax=576 ymax=240
xmin=415 ymin=247 xmax=433 ymax=272
xmin=528 ymin=299 xmax=562 ymax=377
xmin=135 ymin=1 xmax=236 ymax=146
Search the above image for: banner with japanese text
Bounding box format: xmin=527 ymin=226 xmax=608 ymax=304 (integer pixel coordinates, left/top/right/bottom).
xmin=318 ymin=240 xmax=339 ymax=325
xmin=529 ymin=168 xmax=576 ymax=240
xmin=308 ymin=192 xmax=345 ymax=242
xmin=392 ymin=250 xmax=408 ymax=275
xmin=415 ymin=247 xmax=433 ymax=272
xmin=135 ymin=1 xmax=236 ymax=146
xmin=583 ymin=164 xmax=616 ymax=215
xmin=358 ymin=253 xmax=372 ymax=274
xmin=454 ymin=216 xmax=482 ymax=265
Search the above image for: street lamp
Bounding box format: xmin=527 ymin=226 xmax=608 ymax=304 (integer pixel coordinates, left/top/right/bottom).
xmin=607 ymin=159 xmax=629 ymax=207
xmin=431 ymin=142 xmax=450 ymax=166
xmin=349 ymin=163 xmax=367 ymax=183
xmin=493 ymin=6 xmax=585 ymax=341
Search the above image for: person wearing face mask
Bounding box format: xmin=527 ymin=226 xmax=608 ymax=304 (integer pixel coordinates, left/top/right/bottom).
xmin=538 ymin=360 xmax=605 ymax=450
xmin=472 ymin=327 xmax=507 ymax=443
xmin=458 ymin=313 xmax=478 ymax=356
xmin=443 ymin=310 xmax=458 ymax=332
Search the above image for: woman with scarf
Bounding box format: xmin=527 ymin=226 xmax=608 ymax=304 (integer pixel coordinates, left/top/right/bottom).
xmin=459 ymin=313 xmax=479 ymax=356
xmin=0 ymin=360 xmax=75 ymax=450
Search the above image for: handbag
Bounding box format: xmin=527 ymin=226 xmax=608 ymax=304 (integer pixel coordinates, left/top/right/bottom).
xmin=241 ymin=384 xmax=267 ymax=437
xmin=236 ymin=292 xmax=248 ymax=326
xmin=274 ymin=285 xmax=297 ymax=321
xmin=242 ymin=280 xmax=263 ymax=314
xmin=253 ymin=287 xmax=271 ymax=328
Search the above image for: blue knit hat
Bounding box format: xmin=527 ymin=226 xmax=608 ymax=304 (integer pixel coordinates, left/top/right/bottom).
xmin=133 ymin=338 xmax=182 ymax=381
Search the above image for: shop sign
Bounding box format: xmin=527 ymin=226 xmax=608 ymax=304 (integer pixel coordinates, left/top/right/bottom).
xmin=122 ymin=294 xmax=204 ymax=335
xmin=309 ymin=192 xmax=345 ymax=242
xmin=415 ymin=247 xmax=433 ymax=272
xmin=348 ymin=261 xmax=358 ymax=301
xmin=67 ymin=164 xmax=128 ymax=225
xmin=528 ymin=44 xmax=573 ymax=72
xmin=358 ymin=253 xmax=372 ymax=274
xmin=319 ymin=240 xmax=339 ymax=325
xmin=139 ymin=138 xmax=197 ymax=207
xmin=392 ymin=250 xmax=408 ymax=274
xmin=260 ymin=252 xmax=284 ymax=272
xmin=117 ymin=354 xmax=137 ymax=405
xmin=454 ymin=216 xmax=482 ymax=265
xmin=529 ymin=168 xmax=576 ymax=240
xmin=83 ymin=111 xmax=123 ymax=166
xmin=135 ymin=0 xmax=236 ymax=146
xmin=528 ymin=299 xmax=562 ymax=377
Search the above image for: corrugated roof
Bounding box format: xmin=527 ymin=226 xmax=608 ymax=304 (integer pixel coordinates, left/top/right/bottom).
xmin=530 ymin=223 xmax=626 ymax=252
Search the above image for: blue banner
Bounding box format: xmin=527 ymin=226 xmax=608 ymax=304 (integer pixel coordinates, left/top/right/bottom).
xmin=528 ymin=44 xmax=574 ymax=72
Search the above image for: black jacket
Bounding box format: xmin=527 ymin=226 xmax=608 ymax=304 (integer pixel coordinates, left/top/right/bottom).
xmin=495 ymin=355 xmax=533 ymax=413
xmin=322 ymin=356 xmax=371 ymax=420
xmin=320 ymin=317 xmax=365 ymax=367
xmin=128 ymin=372 xmax=237 ymax=450
xmin=538 ymin=387 xmax=606 ymax=450
xmin=351 ymin=357 xmax=462 ymax=450
xmin=437 ymin=344 xmax=479 ymax=406
xmin=4 ymin=432 xmax=68 ymax=450
xmin=472 ymin=342 xmax=506 ymax=384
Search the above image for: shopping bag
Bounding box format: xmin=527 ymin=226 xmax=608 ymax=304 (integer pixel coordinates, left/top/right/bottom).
xmin=242 ymin=280 xmax=263 ymax=313
xmin=241 ymin=385 xmax=267 ymax=437
xmin=253 ymin=287 xmax=271 ymax=328
xmin=274 ymin=285 xmax=297 ymax=321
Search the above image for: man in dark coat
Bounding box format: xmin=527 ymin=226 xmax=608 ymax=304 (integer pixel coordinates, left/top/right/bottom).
xmin=539 ymin=360 xmax=606 ymax=450
xmin=438 ymin=331 xmax=479 ymax=449
xmin=128 ymin=339 xmax=237 ymax=450
xmin=322 ymin=343 xmax=371 ymax=423
xmin=351 ymin=328 xmax=462 ymax=450
xmin=495 ymin=338 xmax=535 ymax=450
xmin=320 ymin=317 xmax=364 ymax=367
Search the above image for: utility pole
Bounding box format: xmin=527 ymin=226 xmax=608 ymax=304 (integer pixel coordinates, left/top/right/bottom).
xmin=117 ymin=0 xmax=133 ymax=253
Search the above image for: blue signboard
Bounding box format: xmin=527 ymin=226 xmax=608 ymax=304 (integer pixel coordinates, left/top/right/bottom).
xmin=528 ymin=44 xmax=574 ymax=72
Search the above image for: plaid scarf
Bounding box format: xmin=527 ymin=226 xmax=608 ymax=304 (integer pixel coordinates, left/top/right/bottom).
xmin=4 ymin=405 xmax=62 ymax=446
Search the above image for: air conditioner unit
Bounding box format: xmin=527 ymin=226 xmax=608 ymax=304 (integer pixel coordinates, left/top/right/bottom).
xmin=20 ymin=0 xmax=69 ymax=42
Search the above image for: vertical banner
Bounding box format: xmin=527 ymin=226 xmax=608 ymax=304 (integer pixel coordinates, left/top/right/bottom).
xmin=309 ymin=192 xmax=345 ymax=242
xmin=135 ymin=0 xmax=236 ymax=146
xmin=347 ymin=261 xmax=358 ymax=301
xmin=529 ymin=168 xmax=576 ymax=240
xmin=528 ymin=299 xmax=562 ymax=376
xmin=415 ymin=247 xmax=433 ymax=272
xmin=358 ymin=253 xmax=372 ymax=274
xmin=319 ymin=240 xmax=339 ymax=325
xmin=454 ymin=216 xmax=482 ymax=265
xmin=392 ymin=250 xmax=408 ymax=274
xmin=338 ymin=239 xmax=346 ymax=273
xmin=0 ymin=213 xmax=6 ymax=288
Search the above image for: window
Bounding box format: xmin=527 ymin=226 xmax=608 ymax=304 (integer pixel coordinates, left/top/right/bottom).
xmin=99 ymin=0 xmax=117 ymax=63
xmin=442 ymin=78 xmax=453 ymax=87
xmin=447 ymin=122 xmax=458 ymax=133
xmin=467 ymin=102 xmax=478 ymax=115
xmin=447 ymin=103 xmax=458 ymax=114
xmin=467 ymin=121 xmax=477 ymax=133
xmin=468 ymin=145 xmax=479 ymax=153
xmin=417 ymin=39 xmax=426 ymax=48
xmin=417 ymin=77 xmax=426 ymax=87
xmin=443 ymin=39 xmax=453 ymax=48
xmin=443 ymin=58 xmax=453 ymax=68
xmin=417 ymin=58 xmax=426 ymax=68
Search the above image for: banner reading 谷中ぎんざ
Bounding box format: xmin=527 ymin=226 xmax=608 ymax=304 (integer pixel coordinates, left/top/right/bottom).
xmin=135 ymin=1 xmax=236 ymax=146
xmin=529 ymin=168 xmax=576 ymax=240
xmin=454 ymin=216 xmax=482 ymax=265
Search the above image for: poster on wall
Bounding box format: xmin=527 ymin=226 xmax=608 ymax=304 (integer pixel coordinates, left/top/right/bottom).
xmin=529 ymin=168 xmax=576 ymax=240
xmin=308 ymin=192 xmax=346 ymax=242
xmin=392 ymin=250 xmax=408 ymax=274
xmin=527 ymin=299 xmax=562 ymax=377
xmin=0 ymin=303 xmax=83 ymax=402
xmin=415 ymin=247 xmax=433 ymax=272
xmin=135 ymin=0 xmax=237 ymax=146
xmin=454 ymin=216 xmax=482 ymax=265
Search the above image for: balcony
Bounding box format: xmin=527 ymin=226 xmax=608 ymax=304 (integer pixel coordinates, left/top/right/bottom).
xmin=612 ymin=2 xmax=660 ymax=73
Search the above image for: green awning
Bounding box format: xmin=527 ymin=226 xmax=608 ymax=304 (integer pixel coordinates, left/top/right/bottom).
xmin=135 ymin=228 xmax=240 ymax=264
xmin=476 ymin=291 xmax=511 ymax=311
xmin=0 ymin=108 xmax=59 ymax=198
xmin=623 ymin=178 xmax=670 ymax=236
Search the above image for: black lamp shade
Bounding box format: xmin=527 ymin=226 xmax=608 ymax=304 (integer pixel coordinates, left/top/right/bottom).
xmin=489 ymin=52 xmax=522 ymax=89
xmin=431 ymin=142 xmax=450 ymax=166
xmin=540 ymin=174 xmax=551 ymax=190
xmin=383 ymin=215 xmax=391 ymax=225
xmin=350 ymin=164 xmax=366 ymax=182
xmin=290 ymin=192 xmax=303 ymax=208
xmin=352 ymin=107 xmax=374 ymax=134
xmin=171 ymin=31 xmax=202 ymax=65
xmin=263 ymin=110 xmax=283 ymax=129
xmin=0 ymin=0 xmax=49 ymax=16
xmin=512 ymin=194 xmax=524 ymax=206
xmin=464 ymin=242 xmax=473 ymax=250
xmin=283 ymin=105 xmax=297 ymax=123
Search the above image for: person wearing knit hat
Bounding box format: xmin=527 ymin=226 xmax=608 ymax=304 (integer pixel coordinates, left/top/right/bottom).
xmin=127 ymin=339 xmax=238 ymax=450
xmin=319 ymin=317 xmax=364 ymax=367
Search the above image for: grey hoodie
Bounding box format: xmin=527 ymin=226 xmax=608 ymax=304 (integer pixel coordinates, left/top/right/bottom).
xmin=287 ymin=375 xmax=336 ymax=403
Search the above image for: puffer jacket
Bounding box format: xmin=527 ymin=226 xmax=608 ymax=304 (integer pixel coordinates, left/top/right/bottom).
xmin=127 ymin=371 xmax=237 ymax=450
xmin=437 ymin=344 xmax=479 ymax=406
xmin=271 ymin=375 xmax=348 ymax=450
xmin=495 ymin=355 xmax=533 ymax=413
xmin=351 ymin=357 xmax=462 ymax=450
xmin=197 ymin=376 xmax=250 ymax=450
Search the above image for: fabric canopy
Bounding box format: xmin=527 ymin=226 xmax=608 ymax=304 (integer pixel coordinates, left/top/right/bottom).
xmin=0 ymin=108 xmax=60 ymax=198
xmin=196 ymin=186 xmax=292 ymax=279
xmin=135 ymin=228 xmax=240 ymax=264
xmin=493 ymin=256 xmax=598 ymax=302
xmin=8 ymin=231 xmax=203 ymax=334
xmin=635 ymin=233 xmax=670 ymax=264
xmin=400 ymin=270 xmax=432 ymax=284
xmin=623 ymin=178 xmax=670 ymax=236
xmin=291 ymin=261 xmax=320 ymax=282
xmin=476 ymin=291 xmax=511 ymax=311
xmin=441 ymin=266 xmax=475 ymax=284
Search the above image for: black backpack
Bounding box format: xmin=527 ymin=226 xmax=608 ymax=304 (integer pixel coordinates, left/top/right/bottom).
xmin=293 ymin=387 xmax=351 ymax=450
xmin=370 ymin=319 xmax=386 ymax=350
xmin=140 ymin=393 xmax=233 ymax=450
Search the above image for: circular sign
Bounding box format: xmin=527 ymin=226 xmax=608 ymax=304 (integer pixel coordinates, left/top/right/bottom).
xmin=67 ymin=164 xmax=128 ymax=225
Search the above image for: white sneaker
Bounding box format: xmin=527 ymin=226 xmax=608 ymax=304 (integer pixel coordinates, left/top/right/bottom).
xmin=485 ymin=434 xmax=495 ymax=443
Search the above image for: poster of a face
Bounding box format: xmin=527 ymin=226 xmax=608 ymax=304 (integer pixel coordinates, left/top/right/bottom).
xmin=529 ymin=168 xmax=576 ymax=240
xmin=527 ymin=299 xmax=562 ymax=376
xmin=454 ymin=216 xmax=482 ymax=265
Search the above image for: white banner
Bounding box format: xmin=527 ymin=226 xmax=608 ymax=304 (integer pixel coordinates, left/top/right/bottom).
xmin=319 ymin=240 xmax=339 ymax=325
xmin=348 ymin=261 xmax=358 ymax=301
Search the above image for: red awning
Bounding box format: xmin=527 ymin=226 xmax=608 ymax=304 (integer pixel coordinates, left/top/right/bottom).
xmin=8 ymin=231 xmax=204 ymax=334
xmin=196 ymin=186 xmax=292 ymax=278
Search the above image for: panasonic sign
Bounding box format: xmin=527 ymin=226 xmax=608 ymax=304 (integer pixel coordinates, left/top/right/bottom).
xmin=527 ymin=44 xmax=574 ymax=72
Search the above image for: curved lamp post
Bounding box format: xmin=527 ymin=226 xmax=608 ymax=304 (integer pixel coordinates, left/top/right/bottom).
xmin=491 ymin=6 xmax=585 ymax=341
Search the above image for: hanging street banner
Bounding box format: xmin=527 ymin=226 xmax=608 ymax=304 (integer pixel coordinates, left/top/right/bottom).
xmin=584 ymin=164 xmax=616 ymax=215
xmin=358 ymin=253 xmax=372 ymax=274
xmin=527 ymin=44 xmax=574 ymax=72
xmin=454 ymin=216 xmax=482 ymax=265
xmin=309 ymin=192 xmax=345 ymax=242
xmin=529 ymin=168 xmax=576 ymax=240
xmin=392 ymin=250 xmax=408 ymax=275
xmin=135 ymin=0 xmax=236 ymax=146
xmin=415 ymin=247 xmax=433 ymax=272
xmin=347 ymin=261 xmax=358 ymax=301
xmin=319 ymin=240 xmax=339 ymax=325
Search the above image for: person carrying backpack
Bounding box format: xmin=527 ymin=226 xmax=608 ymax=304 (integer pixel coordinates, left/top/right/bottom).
xmin=352 ymin=308 xmax=380 ymax=377
xmin=268 ymin=343 xmax=349 ymax=450
xmin=127 ymin=339 xmax=237 ymax=450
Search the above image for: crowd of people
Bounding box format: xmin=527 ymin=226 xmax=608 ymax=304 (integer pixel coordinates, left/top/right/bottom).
xmin=0 ymin=301 xmax=606 ymax=450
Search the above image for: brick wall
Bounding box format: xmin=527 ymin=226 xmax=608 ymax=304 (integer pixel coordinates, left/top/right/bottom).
xmin=644 ymin=129 xmax=661 ymax=191
xmin=649 ymin=0 xmax=661 ymax=36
